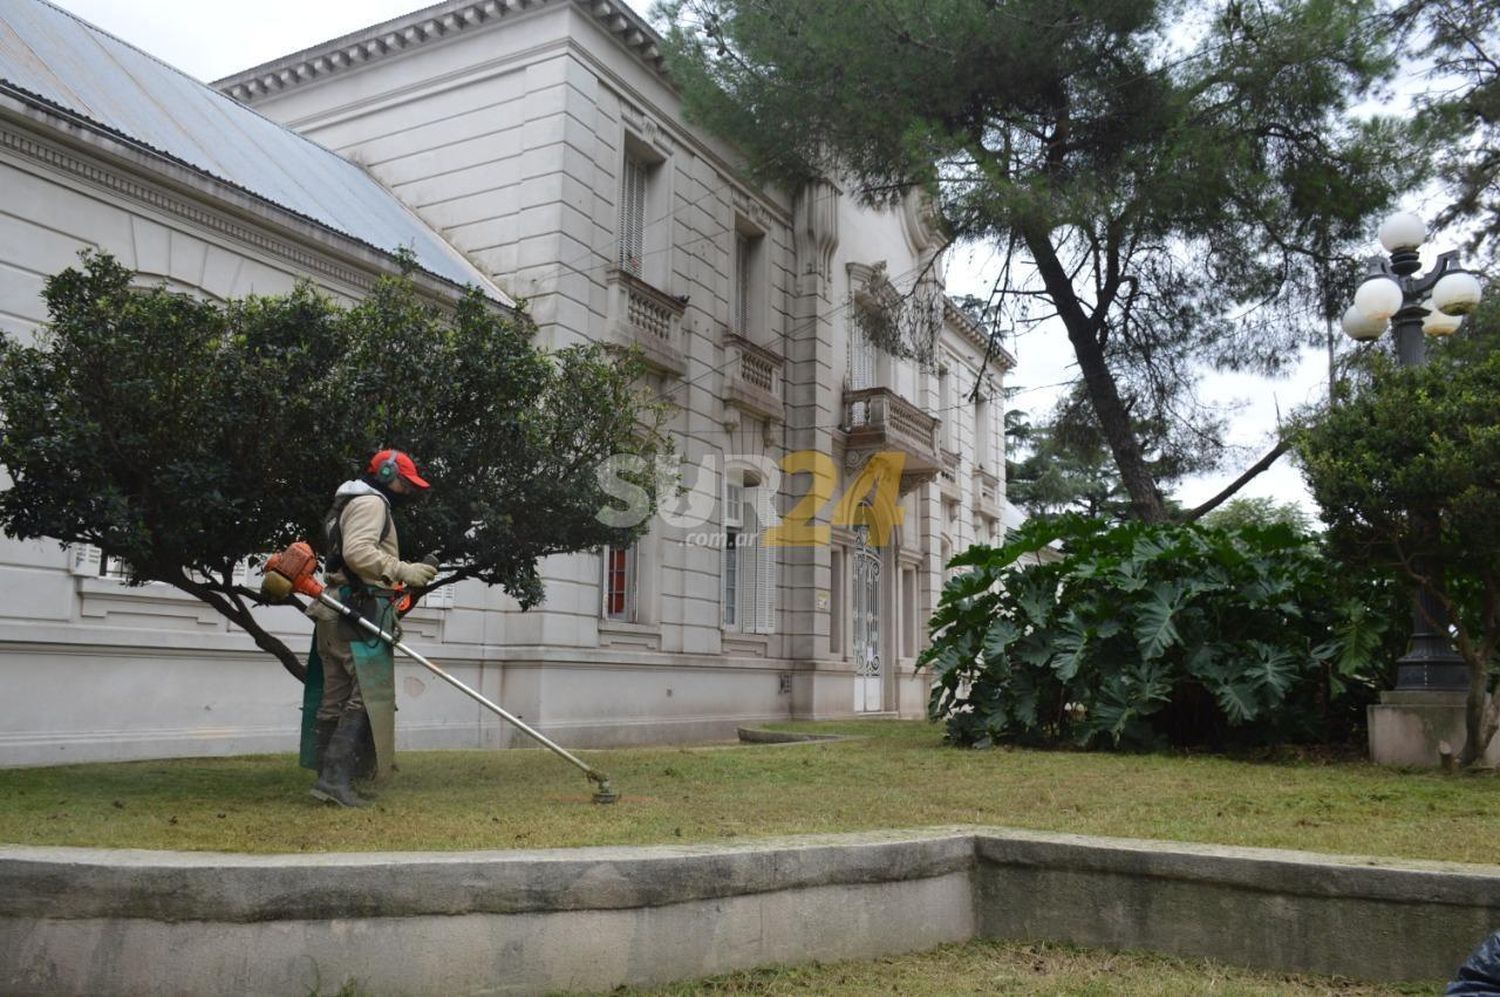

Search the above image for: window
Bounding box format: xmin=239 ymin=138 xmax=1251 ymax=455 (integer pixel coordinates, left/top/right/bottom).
xmin=732 ymin=227 xmax=765 ymax=340
xmin=850 ymin=328 xmax=876 ymax=391
xmin=902 ymin=567 xmax=917 ymax=659
xmin=603 ymin=545 xmax=634 ymax=621
xmin=830 ymin=547 xmax=845 ymax=655
xmin=722 ymin=468 xmax=776 ymax=634
xmin=722 ymin=477 xmax=743 ymax=629
xmin=617 ymin=154 xmax=648 ymax=277
xmin=974 ymin=391 xmax=992 ymax=471
xmin=938 ymin=366 xmax=953 ymax=451
xmin=70 ymin=545 xmax=129 ymax=581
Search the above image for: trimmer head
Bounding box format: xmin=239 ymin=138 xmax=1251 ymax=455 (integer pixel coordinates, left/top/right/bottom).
xmin=590 ymin=778 xmax=619 ymax=805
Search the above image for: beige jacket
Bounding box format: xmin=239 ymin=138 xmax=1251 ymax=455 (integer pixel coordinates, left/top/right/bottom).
xmin=307 ymin=481 xmax=403 ymax=621
xmin=334 ymin=491 xmax=402 ymax=590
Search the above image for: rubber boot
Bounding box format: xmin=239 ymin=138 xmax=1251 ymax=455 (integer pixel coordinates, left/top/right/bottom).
xmin=310 ymin=710 xmax=371 ymax=808
xmin=312 ymin=717 xmax=338 ymax=770
xmin=350 ymin=713 xmax=380 ymax=799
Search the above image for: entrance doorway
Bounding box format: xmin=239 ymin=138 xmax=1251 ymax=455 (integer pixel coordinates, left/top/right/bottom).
xmin=852 ymin=535 xmax=883 ymax=712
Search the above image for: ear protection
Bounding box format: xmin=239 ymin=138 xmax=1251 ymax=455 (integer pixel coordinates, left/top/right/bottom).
xmin=374 ymin=451 xmax=401 ymax=484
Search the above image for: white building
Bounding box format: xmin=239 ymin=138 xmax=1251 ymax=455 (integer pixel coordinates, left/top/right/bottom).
xmin=0 ymin=0 xmax=1012 ymax=765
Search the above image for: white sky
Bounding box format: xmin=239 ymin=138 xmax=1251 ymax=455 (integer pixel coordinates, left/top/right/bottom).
xmin=43 ymin=0 xmax=1451 ymax=521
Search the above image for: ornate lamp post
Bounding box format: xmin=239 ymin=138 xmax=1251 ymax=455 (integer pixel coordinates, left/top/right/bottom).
xmin=1340 ymin=211 xmax=1483 ymax=690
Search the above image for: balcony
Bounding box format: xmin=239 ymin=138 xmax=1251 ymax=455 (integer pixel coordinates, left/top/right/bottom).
xmin=841 ymin=386 xmax=942 ymax=492
xmin=723 ymin=333 xmax=784 ymax=424
xmin=606 ymin=268 xmax=687 ymax=377
xmin=938 ymin=447 xmax=961 ymax=500
xmin=972 ymin=466 xmax=1001 ymax=516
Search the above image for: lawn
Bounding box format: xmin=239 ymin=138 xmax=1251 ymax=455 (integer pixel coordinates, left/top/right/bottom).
xmin=597 ymin=938 xmax=1434 ymax=996
xmin=0 ymin=719 xmax=1496 ymax=861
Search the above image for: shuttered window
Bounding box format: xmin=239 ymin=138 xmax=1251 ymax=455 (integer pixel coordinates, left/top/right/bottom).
xmin=617 ymin=155 xmax=648 ymax=276
xmin=722 ymin=471 xmax=776 ymax=634
xmin=850 ymin=329 xmax=875 ymax=390
xmin=734 ymin=232 xmax=753 ymax=335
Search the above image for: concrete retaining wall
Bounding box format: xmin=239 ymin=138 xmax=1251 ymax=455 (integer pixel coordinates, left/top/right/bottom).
xmin=2 ymin=828 xmax=1495 ymax=995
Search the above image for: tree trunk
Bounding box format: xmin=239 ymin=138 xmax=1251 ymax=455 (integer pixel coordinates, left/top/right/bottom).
xmin=1461 ymin=658 xmax=1498 ymax=768
xmin=1023 ymin=229 xmax=1168 ymax=523
xmin=1067 ymin=328 xmax=1169 ymax=522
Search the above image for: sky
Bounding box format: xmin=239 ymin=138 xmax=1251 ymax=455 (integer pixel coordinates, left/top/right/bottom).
xmin=40 ymin=0 xmax=1451 ymax=520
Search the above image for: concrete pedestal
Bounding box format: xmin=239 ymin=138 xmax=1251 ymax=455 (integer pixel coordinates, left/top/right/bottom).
xmin=1368 ymin=690 xmax=1500 ymax=767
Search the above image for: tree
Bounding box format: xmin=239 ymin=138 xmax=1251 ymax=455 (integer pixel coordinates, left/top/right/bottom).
xmin=1200 ymin=496 xmax=1314 ymax=534
xmin=1007 ymin=384 xmax=1211 ymax=522
xmin=1299 ymin=312 xmax=1500 ymax=767
xmin=0 ymin=252 xmax=664 ymax=682
xmin=1397 ymin=0 xmax=1500 ymax=262
xmin=661 ymin=0 xmax=1425 ymax=521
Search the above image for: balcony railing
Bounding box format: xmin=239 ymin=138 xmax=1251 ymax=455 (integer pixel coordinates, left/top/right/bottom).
xmin=841 ymin=386 xmax=942 ymax=491
xmin=606 ymin=268 xmax=687 ymax=377
xmin=723 ymin=333 xmax=784 ymax=423
xmin=972 ymin=466 xmax=1001 ymax=515
xmin=938 ymin=447 xmax=961 ymax=498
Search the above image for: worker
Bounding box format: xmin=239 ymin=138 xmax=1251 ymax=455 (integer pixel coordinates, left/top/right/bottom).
xmin=299 ymin=449 xmax=437 ymax=807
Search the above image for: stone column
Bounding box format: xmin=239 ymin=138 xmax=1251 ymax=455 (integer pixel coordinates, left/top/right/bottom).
xmin=784 ymin=178 xmax=845 ymax=717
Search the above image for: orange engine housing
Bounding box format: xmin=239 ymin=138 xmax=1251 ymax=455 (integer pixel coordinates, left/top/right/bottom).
xmin=264 ymin=541 xmax=324 ymax=598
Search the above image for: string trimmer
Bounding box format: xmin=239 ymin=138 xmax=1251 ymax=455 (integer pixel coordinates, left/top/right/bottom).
xmin=261 ymin=541 xmax=618 ymax=804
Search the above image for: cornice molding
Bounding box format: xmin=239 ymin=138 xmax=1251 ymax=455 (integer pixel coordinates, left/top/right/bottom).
xmin=943 ymin=297 xmax=1016 ymax=371
xmin=215 ymin=0 xmax=668 ymax=104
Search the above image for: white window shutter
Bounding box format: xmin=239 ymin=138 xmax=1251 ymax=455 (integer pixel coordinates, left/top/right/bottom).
xmin=850 ymin=330 xmax=874 ymax=390
xmin=618 ymin=156 xmax=646 ymax=276
xmin=734 ymin=232 xmax=752 ymax=335
xmin=722 ymin=467 xmax=741 ymax=628
xmin=754 ymin=521 xmax=776 ymax=634
xmin=70 ymin=544 xmax=102 ymax=576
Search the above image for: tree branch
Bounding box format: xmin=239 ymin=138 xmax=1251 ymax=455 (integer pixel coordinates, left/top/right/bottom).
xmin=1183 ymin=436 xmax=1293 ymax=521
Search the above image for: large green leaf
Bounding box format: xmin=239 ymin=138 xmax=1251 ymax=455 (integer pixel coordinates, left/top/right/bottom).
xmin=981 ymin=617 xmax=1020 ymax=663
xmin=1134 ymin=582 xmax=1185 ymax=661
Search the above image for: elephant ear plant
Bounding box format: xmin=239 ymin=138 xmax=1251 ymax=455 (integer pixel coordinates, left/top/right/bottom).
xmin=920 ymin=515 xmax=1390 ymax=751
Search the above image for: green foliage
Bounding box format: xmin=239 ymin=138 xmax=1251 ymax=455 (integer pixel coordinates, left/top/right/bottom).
xmin=920 ymin=517 xmax=1388 ymax=750
xmin=0 ymin=252 xmax=664 ymax=678
xmin=1299 ymin=308 xmax=1500 ymax=762
xmin=662 ymin=0 xmax=1424 ymax=520
xmin=1398 ymin=0 xmax=1500 ymax=262
xmin=1200 ymin=497 xmax=1314 ymax=534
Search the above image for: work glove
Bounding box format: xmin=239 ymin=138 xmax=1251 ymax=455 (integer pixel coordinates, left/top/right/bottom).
xmin=393 ymin=560 xmax=438 ymax=587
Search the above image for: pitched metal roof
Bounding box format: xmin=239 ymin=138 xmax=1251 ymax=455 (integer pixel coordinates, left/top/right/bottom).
xmin=0 ymin=0 xmax=510 ymax=303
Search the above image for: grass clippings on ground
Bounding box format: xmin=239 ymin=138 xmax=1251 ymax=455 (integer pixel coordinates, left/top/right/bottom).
xmin=590 ymin=938 xmax=1436 ymax=996
xmin=0 ymin=719 xmax=1495 ymax=862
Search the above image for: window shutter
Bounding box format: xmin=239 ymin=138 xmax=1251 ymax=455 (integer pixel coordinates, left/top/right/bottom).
xmin=69 ymin=544 xmax=102 ymax=576
xmin=734 ymin=232 xmax=752 ymax=335
xmin=722 ymin=468 xmax=740 ymax=628
xmin=754 ymin=519 xmax=776 ymax=634
xmin=618 ymin=156 xmax=646 ymax=276
xmin=850 ymin=329 xmax=874 ymax=390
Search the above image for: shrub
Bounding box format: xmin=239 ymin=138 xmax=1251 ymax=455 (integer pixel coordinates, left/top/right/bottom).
xmin=920 ymin=516 xmax=1390 ymax=750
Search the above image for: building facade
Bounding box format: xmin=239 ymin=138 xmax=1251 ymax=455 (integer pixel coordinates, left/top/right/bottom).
xmin=0 ymin=0 xmax=1012 ymax=765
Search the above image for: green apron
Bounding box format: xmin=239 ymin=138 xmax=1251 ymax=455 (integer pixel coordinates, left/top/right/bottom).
xmin=298 ymin=587 xmax=397 ymax=779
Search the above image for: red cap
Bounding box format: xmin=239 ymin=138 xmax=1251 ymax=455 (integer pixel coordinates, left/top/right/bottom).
xmin=368 ymin=449 xmax=430 ymax=489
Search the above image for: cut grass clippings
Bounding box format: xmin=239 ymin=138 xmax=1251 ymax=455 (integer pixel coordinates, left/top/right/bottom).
xmin=0 ymin=719 xmax=1496 ymax=862
xmin=591 ymin=938 xmax=1437 ymax=996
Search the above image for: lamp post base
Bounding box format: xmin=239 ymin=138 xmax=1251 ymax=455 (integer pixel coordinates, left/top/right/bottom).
xmin=1394 ymin=660 xmax=1469 ymax=691
xmin=1369 ymin=690 xmax=1500 ymax=767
